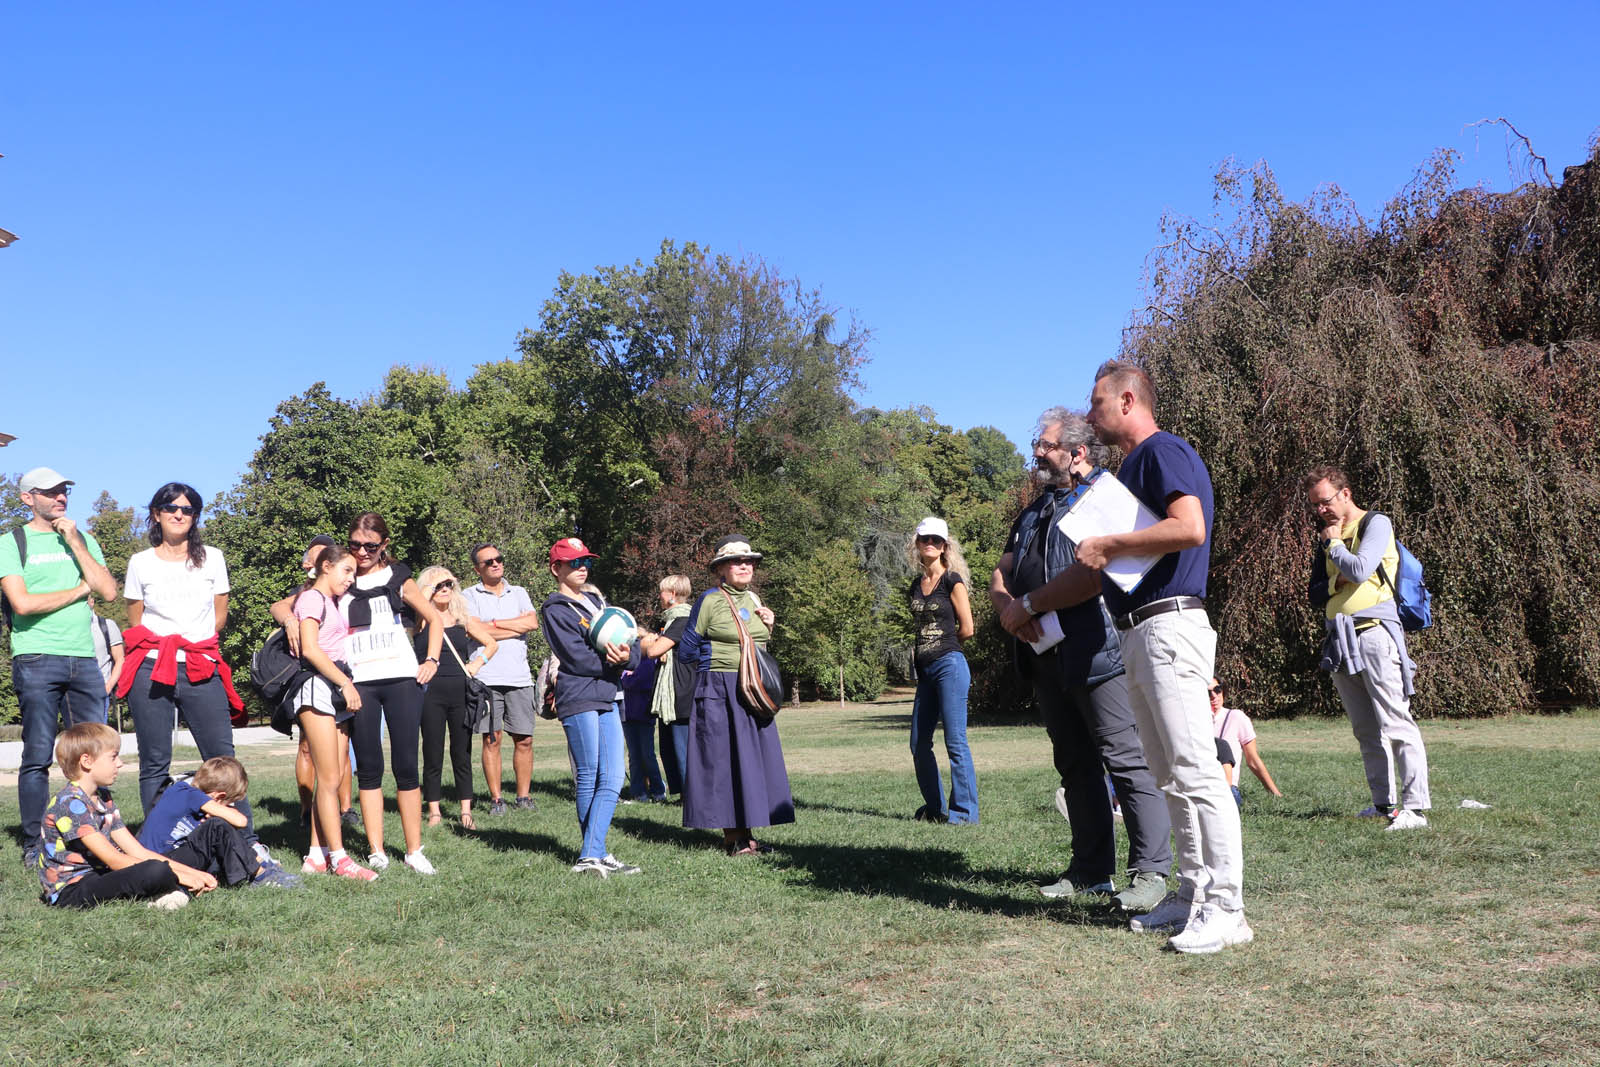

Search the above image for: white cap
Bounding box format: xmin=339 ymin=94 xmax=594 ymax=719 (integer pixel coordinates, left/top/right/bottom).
xmin=19 ymin=467 xmax=73 ymax=493
xmin=915 ymin=517 xmax=950 ymax=541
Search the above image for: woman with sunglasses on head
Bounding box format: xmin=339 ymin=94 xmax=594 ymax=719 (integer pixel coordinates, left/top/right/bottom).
xmin=341 ymin=513 xmax=445 ymax=875
xmin=539 ymin=538 xmax=641 ymax=878
xmin=906 ymin=517 xmax=978 ymax=824
xmin=677 ymin=536 xmax=794 ymax=855
xmin=414 ymin=566 xmax=499 ymax=830
xmin=120 ymin=484 xmax=247 ymax=819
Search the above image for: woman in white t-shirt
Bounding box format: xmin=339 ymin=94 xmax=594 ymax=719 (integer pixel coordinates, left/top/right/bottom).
xmin=122 ymin=482 xmax=241 ymax=823
xmin=342 ymin=512 xmax=444 ymax=875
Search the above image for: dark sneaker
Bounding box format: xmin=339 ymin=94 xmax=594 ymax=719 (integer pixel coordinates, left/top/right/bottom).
xmin=1039 ymin=874 xmax=1114 ymax=900
xmin=252 ymin=864 xmax=304 ymax=889
xmin=600 ymin=854 xmax=642 ymax=875
xmin=340 ymin=808 xmax=361 ymax=828
xmin=513 ymin=795 xmax=537 ymax=811
xmin=22 ymin=846 xmax=41 ymax=872
xmin=488 ymin=798 xmax=508 ymax=816
xmin=1113 ymin=871 xmax=1168 ymax=913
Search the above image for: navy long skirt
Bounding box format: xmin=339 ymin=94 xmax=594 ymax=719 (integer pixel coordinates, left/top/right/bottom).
xmin=683 ymin=671 xmax=795 ymax=830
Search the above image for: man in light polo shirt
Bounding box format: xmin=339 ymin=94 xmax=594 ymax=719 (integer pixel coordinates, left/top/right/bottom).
xmin=1 ymin=466 xmax=120 ymax=868
xmin=463 ymin=542 xmax=541 ymax=815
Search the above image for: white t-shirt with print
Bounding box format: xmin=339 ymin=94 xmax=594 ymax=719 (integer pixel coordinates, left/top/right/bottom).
xmin=123 ymin=546 xmax=230 ymax=659
xmin=339 ymin=565 xmax=421 ymax=683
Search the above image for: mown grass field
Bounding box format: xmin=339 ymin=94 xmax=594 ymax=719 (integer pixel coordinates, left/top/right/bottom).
xmin=2 ymin=694 xmax=1597 ymax=1066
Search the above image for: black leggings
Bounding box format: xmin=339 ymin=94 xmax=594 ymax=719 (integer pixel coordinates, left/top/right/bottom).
xmin=420 ymin=676 xmax=475 ymax=803
xmin=52 ymin=859 xmax=178 ymax=908
xmin=351 ymin=677 xmax=423 ymax=791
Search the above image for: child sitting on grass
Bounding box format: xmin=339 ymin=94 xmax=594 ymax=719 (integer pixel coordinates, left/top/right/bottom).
xmin=38 ymin=723 xmax=217 ymax=910
xmin=138 ymin=756 xmax=302 ymax=889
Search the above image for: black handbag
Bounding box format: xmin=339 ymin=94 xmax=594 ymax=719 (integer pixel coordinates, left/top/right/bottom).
xmin=720 ymin=589 xmax=782 ymax=724
xmin=439 ymin=627 xmax=491 ymax=730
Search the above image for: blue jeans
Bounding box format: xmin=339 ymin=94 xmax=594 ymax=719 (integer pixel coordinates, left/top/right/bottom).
xmin=909 ymin=651 xmax=979 ymax=824
xmin=621 ymin=718 xmax=666 ymax=799
xmin=125 ymin=658 xmax=253 ymax=837
xmin=561 ymin=709 xmax=625 ymax=860
xmin=659 ymin=720 xmax=689 ymax=795
xmin=14 ymin=653 xmax=107 ymax=844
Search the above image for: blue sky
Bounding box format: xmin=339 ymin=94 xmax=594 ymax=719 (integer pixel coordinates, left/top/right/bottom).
xmin=4 ymin=2 xmax=1597 ymax=522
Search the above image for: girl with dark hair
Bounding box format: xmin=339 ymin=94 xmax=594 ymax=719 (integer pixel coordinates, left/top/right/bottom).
xmin=340 ymin=512 xmax=445 ymax=875
xmin=119 ymin=484 xmax=250 ymax=826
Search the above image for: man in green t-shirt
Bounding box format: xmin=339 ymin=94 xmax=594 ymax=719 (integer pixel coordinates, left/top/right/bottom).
xmin=1 ymin=466 xmax=119 ymax=868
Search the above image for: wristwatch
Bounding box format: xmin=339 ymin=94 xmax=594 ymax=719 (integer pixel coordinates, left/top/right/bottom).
xmin=1021 ymin=593 xmax=1038 ymax=616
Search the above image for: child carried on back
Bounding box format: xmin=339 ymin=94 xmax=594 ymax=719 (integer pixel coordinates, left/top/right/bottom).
xmin=37 ymin=723 xmax=217 ymax=910
xmin=138 ymin=756 xmax=301 ymax=889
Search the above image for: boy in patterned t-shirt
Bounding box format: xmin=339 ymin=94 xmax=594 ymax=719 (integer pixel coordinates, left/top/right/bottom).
xmin=37 ymin=723 xmax=216 ymax=909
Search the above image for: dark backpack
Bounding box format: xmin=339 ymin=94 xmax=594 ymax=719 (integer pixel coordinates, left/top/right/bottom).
xmin=1308 ymin=513 xmax=1433 ymax=632
xmin=250 ymin=628 xmax=303 ymax=708
xmin=1 ymin=526 xmax=28 ymax=631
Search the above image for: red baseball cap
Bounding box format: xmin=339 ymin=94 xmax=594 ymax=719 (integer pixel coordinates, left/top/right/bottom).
xmin=549 ymin=537 xmax=598 ymax=564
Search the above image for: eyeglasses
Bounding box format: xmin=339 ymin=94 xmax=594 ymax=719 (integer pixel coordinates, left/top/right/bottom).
xmin=349 ymin=539 xmax=383 ymax=554
xmin=158 ymin=504 xmax=197 ymax=516
xmin=563 ymin=558 xmax=592 ymax=570
xmin=1031 ymin=438 xmax=1072 ymax=455
xmin=434 ymin=578 xmax=456 ymax=591
xmin=475 ymin=555 xmax=503 ymax=567
xmin=915 ymin=535 xmax=946 ymax=546
xmin=1307 ymin=492 xmax=1341 ymax=510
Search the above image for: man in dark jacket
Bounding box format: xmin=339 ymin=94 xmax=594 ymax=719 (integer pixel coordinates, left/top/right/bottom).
xmin=990 ymin=408 xmax=1171 ymax=912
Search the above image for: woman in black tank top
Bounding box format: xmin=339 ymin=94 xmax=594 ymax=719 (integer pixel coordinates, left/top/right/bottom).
xmin=415 ymin=566 xmax=499 ymax=830
xmin=906 ymin=517 xmax=979 ymax=824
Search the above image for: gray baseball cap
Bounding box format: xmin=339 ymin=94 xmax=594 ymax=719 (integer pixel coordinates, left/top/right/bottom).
xmin=19 ymin=467 xmax=73 ymax=493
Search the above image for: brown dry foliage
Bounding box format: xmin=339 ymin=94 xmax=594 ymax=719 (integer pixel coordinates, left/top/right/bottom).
xmin=1121 ymin=140 xmax=1600 ymax=717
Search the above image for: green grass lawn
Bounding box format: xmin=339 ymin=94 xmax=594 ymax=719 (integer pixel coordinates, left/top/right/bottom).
xmin=2 ymin=695 xmax=1598 ymax=1066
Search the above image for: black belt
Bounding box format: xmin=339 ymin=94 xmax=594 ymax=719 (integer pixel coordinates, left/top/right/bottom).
xmin=1114 ymin=596 xmax=1206 ymax=631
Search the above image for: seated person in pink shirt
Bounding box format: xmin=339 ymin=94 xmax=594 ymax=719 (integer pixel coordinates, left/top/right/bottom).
xmin=1210 ymin=678 xmax=1281 ymax=804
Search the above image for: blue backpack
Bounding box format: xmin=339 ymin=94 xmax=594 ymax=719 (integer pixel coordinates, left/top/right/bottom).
xmin=1362 ymin=513 xmax=1433 ymax=632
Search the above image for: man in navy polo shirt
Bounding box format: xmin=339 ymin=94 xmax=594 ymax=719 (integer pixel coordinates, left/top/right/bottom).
xmin=1077 ymin=360 xmax=1246 ymax=952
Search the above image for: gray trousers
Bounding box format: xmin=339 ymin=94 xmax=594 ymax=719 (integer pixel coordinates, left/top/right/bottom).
xmin=1331 ymin=626 xmax=1431 ymax=812
xmin=1033 ymin=657 xmax=1172 ymax=881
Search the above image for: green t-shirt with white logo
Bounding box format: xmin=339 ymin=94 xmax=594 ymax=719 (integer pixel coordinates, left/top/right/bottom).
xmin=0 ymin=526 xmax=106 ymax=656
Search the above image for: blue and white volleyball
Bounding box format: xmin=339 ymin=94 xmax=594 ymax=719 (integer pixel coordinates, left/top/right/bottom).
xmin=589 ymin=606 xmax=638 ymax=650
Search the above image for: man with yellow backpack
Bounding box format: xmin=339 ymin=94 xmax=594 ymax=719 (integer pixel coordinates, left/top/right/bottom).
xmin=1305 ymin=465 xmax=1432 ymax=831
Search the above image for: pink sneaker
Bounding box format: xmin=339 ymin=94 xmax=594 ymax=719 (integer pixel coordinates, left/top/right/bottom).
xmin=331 ymin=855 xmax=378 ymax=882
xmin=301 ymin=852 xmax=328 ymax=875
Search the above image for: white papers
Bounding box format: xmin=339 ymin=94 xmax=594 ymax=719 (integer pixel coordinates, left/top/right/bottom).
xmin=1027 ymin=610 xmax=1065 ymax=654
xmin=1054 ymin=476 xmax=1163 ymax=593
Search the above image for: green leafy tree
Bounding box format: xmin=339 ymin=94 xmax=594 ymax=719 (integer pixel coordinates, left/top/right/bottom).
xmin=774 ymin=539 xmax=886 ymax=704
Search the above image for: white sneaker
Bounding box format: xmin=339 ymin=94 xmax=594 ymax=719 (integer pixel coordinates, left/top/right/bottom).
xmin=600 ymin=854 xmax=642 ymax=875
xmin=570 ymin=857 xmax=609 ymax=878
xmin=1053 ymin=787 xmax=1070 ymax=822
xmin=1129 ymin=891 xmax=1198 ymax=934
xmin=1386 ymin=809 xmax=1428 ymax=831
xmin=367 ymin=851 xmax=391 ymax=870
xmin=1168 ymin=903 xmax=1254 ymax=954
xmin=404 ymin=849 xmax=436 ymax=875
xmin=148 ymin=889 xmax=189 ymax=911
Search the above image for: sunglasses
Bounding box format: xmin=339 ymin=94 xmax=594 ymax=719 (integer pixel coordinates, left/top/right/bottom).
xmin=434 ymin=578 xmax=456 ymax=591
xmin=476 ymin=555 xmax=503 ymax=567
xmin=915 ymin=535 xmax=946 ymax=546
xmin=349 ymin=539 xmax=383 ymax=554
xmin=563 ymin=558 xmax=593 ymax=570
xmin=31 ymin=485 xmax=71 ymax=499
xmin=158 ymin=504 xmax=197 ymax=516
xmin=1208 ymin=686 xmax=1223 ymax=695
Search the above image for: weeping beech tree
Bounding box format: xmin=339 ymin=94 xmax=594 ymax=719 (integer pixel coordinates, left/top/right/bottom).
xmin=1121 ymin=136 xmax=1600 ymax=717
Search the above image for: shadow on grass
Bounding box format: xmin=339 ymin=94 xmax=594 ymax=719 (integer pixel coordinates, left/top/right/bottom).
xmin=767 ymin=839 xmax=1128 ymax=924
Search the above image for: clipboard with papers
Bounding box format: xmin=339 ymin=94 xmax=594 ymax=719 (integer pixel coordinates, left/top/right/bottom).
xmin=1053 ymin=475 xmax=1163 ymax=594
